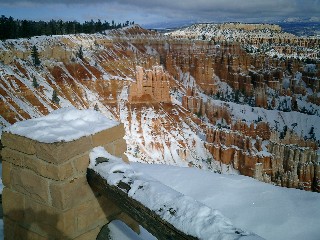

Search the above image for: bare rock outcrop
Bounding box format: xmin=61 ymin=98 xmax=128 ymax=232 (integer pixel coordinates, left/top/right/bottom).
xmin=129 ymin=66 xmax=171 ymax=103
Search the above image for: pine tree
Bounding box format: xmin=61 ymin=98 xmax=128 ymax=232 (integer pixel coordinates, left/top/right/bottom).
xmin=216 ymin=91 xmax=220 ymax=99
xmin=94 ymin=103 xmax=99 ymax=111
xmin=234 ymin=90 xmax=240 ymax=103
xmin=0 ymin=16 xmax=135 ymax=40
xmin=52 ymin=90 xmax=60 ymax=104
xmin=31 ymin=45 xmax=40 ymax=66
xmin=133 ymin=145 xmax=139 ymax=157
xmin=309 ymin=127 xmax=315 ymax=140
xmin=32 ymin=76 xmax=39 ymax=88
xmin=77 ymin=46 xmax=83 ymax=60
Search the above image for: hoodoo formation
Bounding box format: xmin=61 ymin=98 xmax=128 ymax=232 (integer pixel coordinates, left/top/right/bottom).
xmin=0 ymin=24 xmax=319 ymax=192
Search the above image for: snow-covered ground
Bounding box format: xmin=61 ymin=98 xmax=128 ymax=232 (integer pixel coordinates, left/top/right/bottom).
xmin=108 ymin=220 xmax=156 ymax=240
xmin=90 ymin=147 xmax=262 ymax=239
xmin=131 ymin=163 xmax=320 ymax=240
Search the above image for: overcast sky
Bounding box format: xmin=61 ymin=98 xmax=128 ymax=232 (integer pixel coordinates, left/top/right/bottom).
xmin=1 ymin=0 xmax=319 ymax=26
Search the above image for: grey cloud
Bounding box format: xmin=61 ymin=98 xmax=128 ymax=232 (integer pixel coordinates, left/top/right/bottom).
xmin=1 ymin=0 xmax=319 ymax=22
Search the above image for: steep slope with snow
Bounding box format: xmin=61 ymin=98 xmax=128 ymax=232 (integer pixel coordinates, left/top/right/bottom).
xmin=0 ymin=26 xmax=220 ymax=171
xmin=132 ymin=163 xmax=320 ymax=240
xmin=0 ymin=25 xmax=319 ymax=191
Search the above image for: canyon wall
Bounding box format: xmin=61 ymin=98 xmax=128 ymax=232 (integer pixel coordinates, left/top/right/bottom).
xmin=0 ymin=25 xmax=319 ymax=192
xmin=204 ymin=126 xmax=319 ymax=191
xmin=128 ymin=66 xmax=171 ymax=103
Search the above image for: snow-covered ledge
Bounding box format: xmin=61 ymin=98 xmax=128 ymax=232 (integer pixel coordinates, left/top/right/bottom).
xmin=1 ymin=108 xmax=132 ymax=239
xmin=88 ymin=147 xmax=264 ymax=240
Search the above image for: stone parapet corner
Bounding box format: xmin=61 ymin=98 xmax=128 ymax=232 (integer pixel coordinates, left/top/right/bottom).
xmin=1 ymin=109 xmax=129 ymax=239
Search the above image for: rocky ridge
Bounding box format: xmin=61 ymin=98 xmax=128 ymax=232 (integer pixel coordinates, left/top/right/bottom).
xmin=166 ymin=23 xmax=320 ymax=60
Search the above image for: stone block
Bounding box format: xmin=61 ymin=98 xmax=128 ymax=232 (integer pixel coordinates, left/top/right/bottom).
xmin=103 ymin=143 xmax=115 ymax=156
xmin=50 ymin=176 xmax=95 ymax=210
xmin=122 ymin=153 xmax=129 ymax=163
xmin=45 ymin=162 xmax=74 ymax=181
xmin=74 ymin=226 xmax=101 ymax=240
xmin=1 ymin=132 xmax=36 ymax=155
xmin=2 ymin=161 xmax=11 ymax=187
xmin=56 ymin=208 xmax=77 ymax=238
xmin=11 ymin=167 xmax=49 ymax=204
xmin=1 ymin=147 xmax=24 ymax=167
xmin=35 ymin=136 xmax=93 ymax=164
xmin=1 ymin=150 xmax=75 ymax=181
xmin=113 ymin=138 xmax=127 ymax=157
xmin=75 ymin=198 xmax=108 ymax=232
xmin=73 ymin=154 xmax=90 ymax=174
xmin=71 ymin=192 xmax=122 ymax=233
xmin=2 ymin=188 xmax=25 ymax=222
xmin=14 ymin=224 xmax=47 ymax=240
xmin=24 ymin=196 xmax=76 ymax=238
xmin=3 ymin=217 xmax=16 ymax=240
xmin=24 ymin=197 xmax=53 ymax=227
xmin=22 ymin=154 xmax=46 ymax=175
xmin=92 ymin=124 xmax=125 ymax=147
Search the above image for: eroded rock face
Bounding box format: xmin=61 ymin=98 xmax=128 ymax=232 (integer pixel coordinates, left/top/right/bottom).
xmin=268 ymin=142 xmax=319 ymax=191
xmin=181 ymin=91 xmax=319 ymax=191
xmin=203 ymin=125 xmax=319 ymax=191
xmin=129 ymin=66 xmax=171 ymax=103
xmin=0 ymin=25 xmax=319 ymax=193
xmin=232 ymin=121 xmax=271 ymax=140
xmin=159 ymin=31 xmax=319 ymax=192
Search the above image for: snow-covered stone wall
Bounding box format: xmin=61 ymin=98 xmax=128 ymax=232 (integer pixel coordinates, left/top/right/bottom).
xmin=89 ymin=147 xmax=263 ymax=240
xmin=1 ymin=108 xmax=131 ymax=239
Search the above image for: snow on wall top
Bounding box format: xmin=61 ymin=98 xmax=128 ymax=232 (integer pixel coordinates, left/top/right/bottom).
xmin=89 ymin=147 xmax=263 ymax=240
xmin=4 ymin=107 xmax=119 ymax=143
